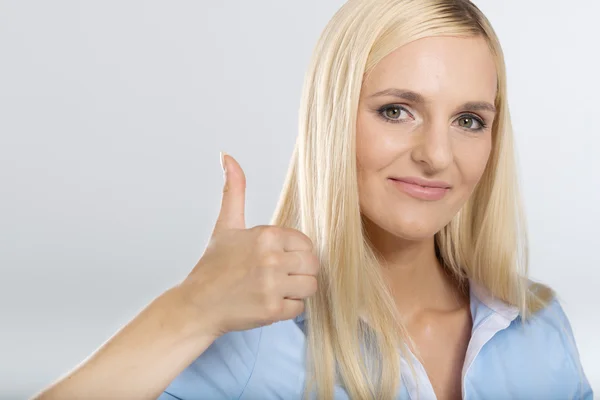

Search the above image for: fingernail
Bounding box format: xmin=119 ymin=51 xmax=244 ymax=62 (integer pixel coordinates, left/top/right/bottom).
xmin=220 ymin=151 xmax=229 ymax=190
xmin=220 ymin=151 xmax=228 ymax=173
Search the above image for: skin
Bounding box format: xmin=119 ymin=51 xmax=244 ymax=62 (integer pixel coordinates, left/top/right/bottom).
xmin=356 ymin=35 xmax=498 ymax=400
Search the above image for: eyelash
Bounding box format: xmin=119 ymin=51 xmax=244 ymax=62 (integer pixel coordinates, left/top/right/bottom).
xmin=376 ymin=104 xmax=488 ymax=132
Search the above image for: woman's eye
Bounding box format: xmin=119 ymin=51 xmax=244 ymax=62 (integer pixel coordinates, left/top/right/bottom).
xmin=378 ymin=105 xmax=410 ymax=123
xmin=456 ymin=115 xmax=486 ymax=131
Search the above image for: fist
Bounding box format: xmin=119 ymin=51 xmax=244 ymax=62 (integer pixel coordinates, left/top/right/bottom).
xmin=179 ymin=153 xmax=320 ymax=337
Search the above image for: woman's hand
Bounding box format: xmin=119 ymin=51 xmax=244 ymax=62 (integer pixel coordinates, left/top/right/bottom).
xmin=178 ymin=153 xmax=320 ymax=338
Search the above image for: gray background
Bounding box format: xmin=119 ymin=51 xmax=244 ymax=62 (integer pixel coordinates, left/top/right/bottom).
xmin=1 ymin=1 xmax=598 ymax=398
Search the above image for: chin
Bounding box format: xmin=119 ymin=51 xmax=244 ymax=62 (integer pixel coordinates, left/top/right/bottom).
xmin=390 ymin=199 xmax=460 ymax=239
xmin=363 ymin=212 xmax=443 ymax=242
xmin=388 ymin=224 xmax=440 ymax=242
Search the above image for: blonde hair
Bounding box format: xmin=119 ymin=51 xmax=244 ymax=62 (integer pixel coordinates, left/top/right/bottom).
xmin=269 ymin=0 xmax=553 ymax=398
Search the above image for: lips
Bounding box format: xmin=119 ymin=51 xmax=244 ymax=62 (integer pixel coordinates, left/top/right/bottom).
xmin=389 ymin=177 xmax=451 ymax=189
xmin=388 ymin=177 xmax=451 ymax=201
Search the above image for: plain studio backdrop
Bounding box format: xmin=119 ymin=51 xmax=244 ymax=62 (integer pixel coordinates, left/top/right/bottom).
xmin=1 ymin=1 xmax=598 ymax=398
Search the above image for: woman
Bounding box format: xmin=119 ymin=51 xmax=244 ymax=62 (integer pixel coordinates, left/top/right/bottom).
xmin=34 ymin=0 xmax=592 ymax=399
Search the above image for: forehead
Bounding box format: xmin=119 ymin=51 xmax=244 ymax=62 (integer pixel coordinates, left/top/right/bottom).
xmin=363 ymin=36 xmax=497 ymax=102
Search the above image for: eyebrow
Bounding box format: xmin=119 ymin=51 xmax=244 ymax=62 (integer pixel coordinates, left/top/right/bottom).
xmin=369 ymin=88 xmax=497 ymax=114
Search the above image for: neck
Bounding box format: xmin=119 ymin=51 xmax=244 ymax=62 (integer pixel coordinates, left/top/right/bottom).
xmin=363 ymin=217 xmax=468 ymax=320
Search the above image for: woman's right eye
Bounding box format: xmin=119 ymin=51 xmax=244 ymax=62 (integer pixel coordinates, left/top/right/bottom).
xmin=376 ymin=104 xmax=412 ymax=124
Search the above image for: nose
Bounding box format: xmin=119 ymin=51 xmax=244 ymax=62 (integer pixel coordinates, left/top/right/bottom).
xmin=410 ymin=122 xmax=453 ymax=173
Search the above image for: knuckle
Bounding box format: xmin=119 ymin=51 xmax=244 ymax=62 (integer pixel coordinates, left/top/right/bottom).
xmin=254 ymin=225 xmax=280 ymax=244
xmin=307 ymin=276 xmax=318 ymax=295
xmin=257 ymin=270 xmax=277 ymax=294
xmin=263 ymin=298 xmax=283 ymax=319
xmin=252 ymin=224 xmax=269 ymax=233
xmin=303 ymin=236 xmax=315 ymax=251
xmin=261 ymin=252 xmax=281 ymax=269
xmin=290 ymin=229 xmax=313 ymax=250
xmin=307 ymin=253 xmax=320 ymax=275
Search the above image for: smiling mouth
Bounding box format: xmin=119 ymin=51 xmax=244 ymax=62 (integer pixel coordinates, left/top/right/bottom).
xmin=388 ymin=178 xmax=451 ymax=201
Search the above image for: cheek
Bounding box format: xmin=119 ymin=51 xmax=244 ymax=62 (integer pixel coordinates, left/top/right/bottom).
xmin=356 ymin=113 xmax=410 ymax=171
xmin=356 ymin=116 xmax=381 ymax=169
xmin=455 ymin=138 xmax=493 ymax=191
xmin=356 ymin=120 xmax=397 ymax=204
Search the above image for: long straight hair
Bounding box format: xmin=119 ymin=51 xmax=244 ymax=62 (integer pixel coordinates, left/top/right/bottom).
xmin=269 ymin=0 xmax=552 ymax=398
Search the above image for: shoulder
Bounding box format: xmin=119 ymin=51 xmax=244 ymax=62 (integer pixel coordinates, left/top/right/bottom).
xmin=496 ymin=294 xmax=592 ymax=398
xmin=517 ymin=295 xmax=583 ymax=366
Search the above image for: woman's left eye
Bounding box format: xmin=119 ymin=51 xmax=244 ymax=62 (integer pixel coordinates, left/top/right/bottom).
xmin=456 ymin=115 xmax=487 ymax=132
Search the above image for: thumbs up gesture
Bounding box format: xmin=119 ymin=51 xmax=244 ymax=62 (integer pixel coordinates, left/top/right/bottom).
xmin=179 ymin=153 xmax=319 ymax=337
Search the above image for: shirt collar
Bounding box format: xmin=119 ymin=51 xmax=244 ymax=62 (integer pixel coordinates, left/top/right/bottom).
xmin=469 ymin=278 xmax=520 ymax=328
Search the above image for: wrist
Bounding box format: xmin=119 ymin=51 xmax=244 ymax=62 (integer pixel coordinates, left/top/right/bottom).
xmin=156 ymin=285 xmax=222 ymax=343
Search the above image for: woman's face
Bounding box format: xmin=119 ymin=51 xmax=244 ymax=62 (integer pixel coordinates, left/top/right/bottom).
xmin=357 ymin=35 xmax=497 ymax=241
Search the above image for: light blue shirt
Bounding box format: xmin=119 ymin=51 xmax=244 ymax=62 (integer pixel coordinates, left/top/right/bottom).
xmin=158 ymin=282 xmax=593 ymax=399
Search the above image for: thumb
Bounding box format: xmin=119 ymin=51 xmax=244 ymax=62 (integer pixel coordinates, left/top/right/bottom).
xmin=212 ymin=152 xmax=246 ymax=235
